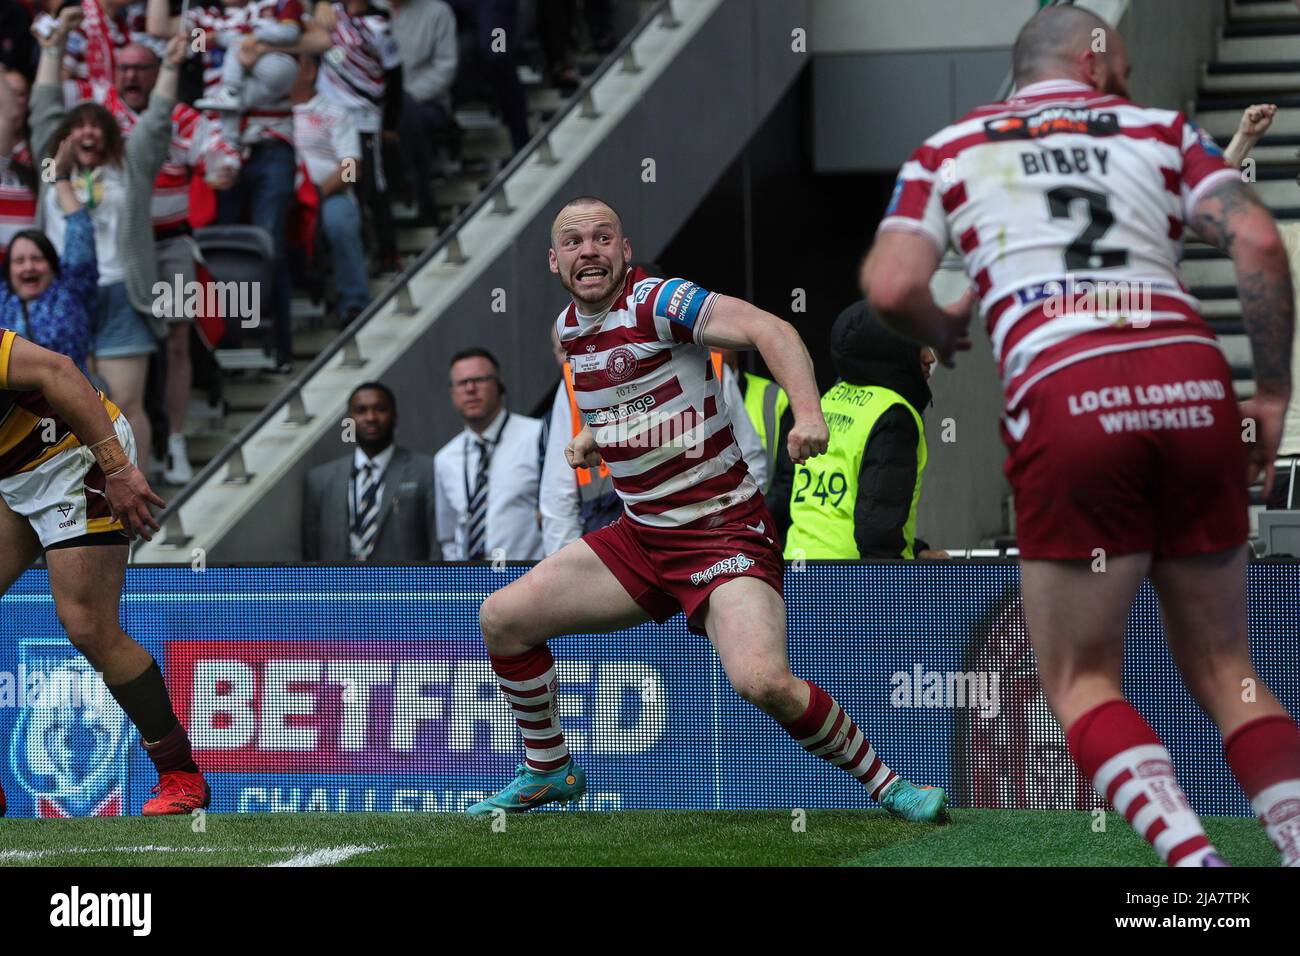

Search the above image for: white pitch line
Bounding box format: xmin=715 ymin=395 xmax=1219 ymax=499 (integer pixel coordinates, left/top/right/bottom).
xmin=0 ymin=845 xmax=329 ymax=864
xmin=267 ymin=844 xmax=384 ymax=868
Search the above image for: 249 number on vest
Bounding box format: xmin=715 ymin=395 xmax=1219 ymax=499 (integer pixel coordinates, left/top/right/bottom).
xmin=792 ymin=467 xmax=849 ymax=507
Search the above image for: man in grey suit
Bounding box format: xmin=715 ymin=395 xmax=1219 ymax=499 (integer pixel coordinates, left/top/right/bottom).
xmin=302 ymin=382 xmax=437 ymax=561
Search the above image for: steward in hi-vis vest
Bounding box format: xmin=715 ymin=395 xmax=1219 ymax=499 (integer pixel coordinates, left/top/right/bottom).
xmin=784 ymin=301 xmax=936 ymax=559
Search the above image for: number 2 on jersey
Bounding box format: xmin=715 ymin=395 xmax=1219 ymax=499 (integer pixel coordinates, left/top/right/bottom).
xmin=1046 ymin=186 xmax=1129 ymax=271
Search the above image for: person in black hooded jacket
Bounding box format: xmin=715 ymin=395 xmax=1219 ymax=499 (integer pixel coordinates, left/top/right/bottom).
xmin=783 ymin=300 xmax=944 ymax=560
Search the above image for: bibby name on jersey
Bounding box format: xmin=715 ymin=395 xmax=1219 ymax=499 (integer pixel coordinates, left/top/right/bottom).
xmin=880 ymin=78 xmax=1239 ymax=412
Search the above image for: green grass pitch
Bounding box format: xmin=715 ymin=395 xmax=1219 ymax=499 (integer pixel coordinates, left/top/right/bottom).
xmin=0 ymin=809 xmax=1279 ymax=866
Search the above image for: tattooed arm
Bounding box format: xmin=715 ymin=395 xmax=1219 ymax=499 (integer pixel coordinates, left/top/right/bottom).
xmin=1189 ymin=179 xmax=1295 ymax=492
xmin=1190 ymin=180 xmax=1293 ymax=397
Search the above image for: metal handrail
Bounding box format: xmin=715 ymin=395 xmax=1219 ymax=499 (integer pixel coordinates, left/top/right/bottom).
xmin=155 ymin=0 xmax=679 ymax=536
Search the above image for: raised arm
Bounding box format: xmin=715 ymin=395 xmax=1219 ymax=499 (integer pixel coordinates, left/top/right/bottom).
xmin=861 ymin=231 xmax=975 ymax=367
xmin=1223 ymin=104 xmax=1276 ymax=170
xmin=30 ymin=6 xmax=81 ymax=165
xmin=696 ymin=297 xmax=828 ymax=464
xmin=146 ymin=0 xmax=181 ymax=38
xmin=1190 ymin=180 xmax=1295 ymax=493
xmin=0 ymin=67 xmax=18 ymax=157
xmin=124 ymin=34 xmax=185 ymax=183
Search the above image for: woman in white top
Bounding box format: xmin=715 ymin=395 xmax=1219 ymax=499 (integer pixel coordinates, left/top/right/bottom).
xmin=30 ymin=7 xmax=185 ymax=471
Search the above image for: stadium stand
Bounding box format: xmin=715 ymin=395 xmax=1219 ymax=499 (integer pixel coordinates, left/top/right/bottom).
xmin=136 ymin=0 xmax=807 ymax=562
xmin=1187 ymin=0 xmax=1300 ymax=535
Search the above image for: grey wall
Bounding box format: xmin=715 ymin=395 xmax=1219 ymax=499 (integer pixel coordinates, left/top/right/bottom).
xmin=1108 ymin=0 xmax=1224 ymax=113
xmin=916 ymin=298 xmax=1011 ymax=550
xmin=812 ymin=0 xmax=1038 ymax=53
xmin=212 ymin=0 xmax=813 ymax=561
xmin=814 ymin=49 xmax=1011 ymax=172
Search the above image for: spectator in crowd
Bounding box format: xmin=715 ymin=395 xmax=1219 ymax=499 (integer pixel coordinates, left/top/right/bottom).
xmin=290 ymin=53 xmax=369 ymax=320
xmin=302 ymin=381 xmax=436 ymax=560
xmin=389 ymin=0 xmax=456 ymax=228
xmin=434 ymin=347 xmax=544 ymax=560
xmin=539 ymin=321 xmax=618 ymax=554
xmin=1 ymin=1 xmax=35 ymax=76
xmin=2 ymin=67 xmax=31 ymax=149
xmin=784 ymin=301 xmax=944 ymax=560
xmin=63 ymin=0 xmax=159 ymax=82
xmin=150 ymin=0 xmax=298 ymax=372
xmin=71 ymin=39 xmax=238 ymax=484
xmin=719 ymin=347 xmax=794 ymax=539
xmin=194 ymin=0 xmax=303 ymax=122
xmin=449 ymin=0 xmax=527 ymax=153
xmin=31 ymin=6 xmax=181 ymax=472
xmin=537 ymin=0 xmax=579 ymax=90
xmin=307 ymin=0 xmax=402 ymax=272
xmin=0 ymin=69 xmax=38 ymax=263
xmin=1224 ymin=102 xmax=1300 ymax=509
xmin=536 ymin=0 xmax=616 ymax=89
xmin=0 ymin=136 xmax=97 ymax=372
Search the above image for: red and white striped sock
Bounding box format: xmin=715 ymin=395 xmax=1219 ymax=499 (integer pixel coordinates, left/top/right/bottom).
xmin=782 ymin=681 xmax=898 ymax=800
xmin=489 ymin=645 xmax=570 ymax=773
xmin=1068 ymin=699 xmax=1215 ymax=867
xmin=1224 ymin=714 xmax=1300 ymax=867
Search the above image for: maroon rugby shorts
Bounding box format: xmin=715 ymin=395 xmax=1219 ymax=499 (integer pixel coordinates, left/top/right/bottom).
xmin=583 ymin=495 xmax=784 ymax=635
xmin=1003 ymin=342 xmax=1249 ymax=560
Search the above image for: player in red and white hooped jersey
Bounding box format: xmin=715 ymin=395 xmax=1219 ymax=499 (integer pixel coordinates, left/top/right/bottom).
xmin=557 ymin=266 xmax=758 ymax=527
xmin=463 ymin=196 xmax=949 ymax=822
xmin=865 ymin=5 xmax=1300 ymax=867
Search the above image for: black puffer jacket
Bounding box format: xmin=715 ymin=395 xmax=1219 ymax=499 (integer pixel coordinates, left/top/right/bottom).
xmin=829 ymin=301 xmax=932 ymax=558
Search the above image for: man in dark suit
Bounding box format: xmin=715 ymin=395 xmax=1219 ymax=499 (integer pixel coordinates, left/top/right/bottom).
xmin=302 ymin=382 xmax=437 ymax=561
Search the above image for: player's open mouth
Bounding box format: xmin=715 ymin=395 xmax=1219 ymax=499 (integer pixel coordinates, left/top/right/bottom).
xmin=574 ymin=266 xmax=608 ymax=286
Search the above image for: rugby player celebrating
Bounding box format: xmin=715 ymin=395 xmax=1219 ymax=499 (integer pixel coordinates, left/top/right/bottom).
xmin=0 ymin=329 xmax=208 ymax=816
xmin=466 ymin=196 xmax=947 ymax=822
xmin=864 ymin=6 xmax=1300 ymax=865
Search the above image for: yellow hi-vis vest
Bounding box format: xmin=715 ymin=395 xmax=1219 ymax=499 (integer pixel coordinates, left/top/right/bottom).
xmin=783 ymin=382 xmax=926 ymax=559
xmin=741 ymin=372 xmax=789 ymax=493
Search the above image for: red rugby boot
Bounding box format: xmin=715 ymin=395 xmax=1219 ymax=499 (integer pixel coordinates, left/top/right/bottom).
xmin=142 ymin=771 xmax=210 ymax=816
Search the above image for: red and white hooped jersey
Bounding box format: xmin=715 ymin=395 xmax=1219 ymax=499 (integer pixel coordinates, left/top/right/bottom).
xmin=879 ymin=78 xmax=1240 ymax=411
xmin=0 ymin=151 xmax=37 ymax=261
xmin=555 ymin=267 xmax=759 ymax=529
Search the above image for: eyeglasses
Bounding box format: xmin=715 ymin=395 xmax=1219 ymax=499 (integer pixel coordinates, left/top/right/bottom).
xmin=451 ymin=374 xmax=497 ymax=391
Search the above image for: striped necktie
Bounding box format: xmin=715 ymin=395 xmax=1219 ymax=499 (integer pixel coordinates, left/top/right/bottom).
xmin=350 ymin=462 xmax=381 ymax=561
xmin=465 ymin=439 xmax=491 ymax=560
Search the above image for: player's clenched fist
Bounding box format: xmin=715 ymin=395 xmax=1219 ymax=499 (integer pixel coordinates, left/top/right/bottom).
xmin=787 ymin=416 xmax=829 ymax=465
xmin=565 ymin=425 xmax=603 ymax=470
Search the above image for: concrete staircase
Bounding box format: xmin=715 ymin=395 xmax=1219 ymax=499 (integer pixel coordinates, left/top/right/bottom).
xmin=160 ymin=58 xmax=598 ymax=488
xmin=1186 ymin=0 xmax=1300 ymax=524
xmin=1186 ymin=1 xmax=1300 ymax=404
